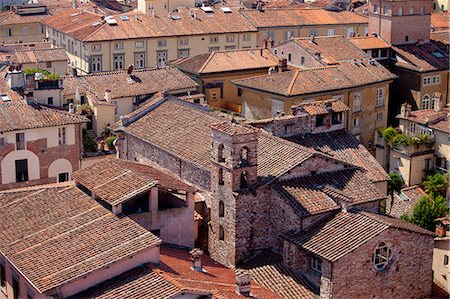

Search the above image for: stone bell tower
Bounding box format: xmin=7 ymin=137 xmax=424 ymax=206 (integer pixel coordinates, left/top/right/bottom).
xmin=209 ymin=120 xmax=259 ymax=266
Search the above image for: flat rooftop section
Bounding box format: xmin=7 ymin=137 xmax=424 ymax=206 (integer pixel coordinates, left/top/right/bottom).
xmin=0 ymin=183 xmax=161 ymax=293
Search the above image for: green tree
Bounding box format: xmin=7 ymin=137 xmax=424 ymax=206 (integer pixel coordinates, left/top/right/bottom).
xmin=387 ymin=173 xmax=405 ymax=214
xmin=401 ymin=193 xmax=449 ymax=231
xmin=423 ymin=173 xmax=449 ymax=196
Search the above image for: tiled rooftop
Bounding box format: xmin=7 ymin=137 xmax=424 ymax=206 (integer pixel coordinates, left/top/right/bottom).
xmin=392 ymin=42 xmax=449 ymax=72
xmin=397 ymin=106 xmax=449 ymax=129
xmin=386 ymin=185 xmax=426 ymax=219
xmin=431 ymin=30 xmax=450 ymax=46
xmin=45 ymin=7 xmax=257 ymax=42
xmin=285 ymin=129 xmax=389 ymax=182
xmin=0 ymin=183 xmax=161 ymax=293
xmin=113 ymin=96 xmax=316 ymax=188
xmin=62 ymin=67 xmax=198 ymax=100
xmin=172 ymin=48 xmax=279 ymax=74
xmin=211 ymin=121 xmax=260 ymax=136
xmin=275 ymin=168 xmax=386 ymax=216
xmin=0 ymin=48 xmax=68 ymax=64
xmin=72 ymin=157 xmax=195 ymax=206
xmin=348 ymin=35 xmax=391 ymax=50
xmin=240 ymin=8 xmax=368 ymax=28
xmin=0 ymin=102 xmax=87 ymax=133
xmin=0 ymin=9 xmax=50 ymax=25
xmin=292 ymin=98 xmax=350 ymax=115
xmin=233 ymin=59 xmax=396 ymax=97
xmin=284 ymin=208 xmax=434 ymax=262
xmin=431 ymin=12 xmax=450 ymax=29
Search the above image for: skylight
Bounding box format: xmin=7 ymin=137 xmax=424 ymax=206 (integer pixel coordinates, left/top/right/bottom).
xmin=119 ymin=15 xmax=129 ymax=21
xmin=70 ymin=13 xmax=78 ymax=17
xmin=1 ymin=95 xmax=10 ymax=102
xmin=171 ymin=14 xmax=181 ymax=20
xmin=221 ymin=7 xmax=232 ymax=13
xmin=106 ymin=18 xmax=118 ymax=25
xmin=201 ymin=6 xmax=214 ymax=13
xmin=432 ymin=52 xmax=444 ymax=58
xmin=92 ymin=21 xmax=101 ymax=26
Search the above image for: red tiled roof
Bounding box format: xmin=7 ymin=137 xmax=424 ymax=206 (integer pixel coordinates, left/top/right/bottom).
xmin=292 ymin=99 xmax=350 ymax=115
xmin=0 ymin=102 xmax=87 ymax=133
xmin=285 ymin=129 xmax=389 ymax=182
xmin=386 ymin=185 xmax=426 ymax=218
xmin=284 ymin=208 xmax=434 ymax=262
xmin=392 ymin=42 xmax=449 ymax=72
xmin=211 ymin=121 xmax=260 ymax=136
xmin=431 ymin=30 xmax=450 ymax=46
xmin=396 ymin=107 xmax=449 ymax=127
xmin=172 ymin=48 xmax=279 ymax=74
xmin=348 ymin=35 xmax=391 ymax=50
xmin=9 ymin=48 xmax=68 ymax=63
xmin=275 ymin=168 xmax=386 ymax=217
xmin=240 ymin=8 xmax=368 ymax=28
xmin=0 ymin=183 xmax=161 ymax=293
xmin=233 ymin=59 xmax=396 ymax=97
xmin=72 ymin=157 xmax=195 ymax=206
xmin=0 ymin=10 xmax=49 ymax=25
xmin=431 ymin=12 xmax=450 ymax=30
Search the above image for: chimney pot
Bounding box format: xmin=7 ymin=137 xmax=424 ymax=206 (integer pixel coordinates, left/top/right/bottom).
xmin=189 ymin=248 xmax=204 ymax=272
xmin=236 ymin=270 xmax=252 ymax=297
xmin=104 ymin=89 xmax=112 ymax=102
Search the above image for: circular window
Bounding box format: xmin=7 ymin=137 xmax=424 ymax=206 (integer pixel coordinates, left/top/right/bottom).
xmin=372 ymin=242 xmax=393 ymax=271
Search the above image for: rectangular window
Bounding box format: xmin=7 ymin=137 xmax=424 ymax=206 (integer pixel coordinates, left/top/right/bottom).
xmin=46 ymin=61 xmax=52 ymax=68
xmin=225 ymin=46 xmax=235 ymax=50
xmin=265 ymin=31 xmax=274 ymax=40
xmin=157 ymin=39 xmax=167 ymax=47
xmin=135 ymin=41 xmax=144 ymax=48
xmin=410 ymin=123 xmax=416 ymax=134
xmin=311 ymin=257 xmax=322 ymax=273
xmin=209 ymin=47 xmax=220 ymax=53
xmin=310 ymin=29 xmax=317 ymax=36
xmin=226 ymin=34 xmax=235 ymax=43
xmin=327 ymin=28 xmax=335 ymax=36
xmin=346 ymin=27 xmax=354 ymax=37
xmin=210 ymin=36 xmax=219 ymax=44
xmin=156 ymin=50 xmax=167 ymax=67
xmin=380 ymin=49 xmax=388 ymax=57
xmin=92 ymin=44 xmax=101 ymax=51
xmin=113 ymin=54 xmax=124 ymax=70
xmin=243 ymin=34 xmax=251 ymax=41
xmin=376 ymin=88 xmax=384 ymax=107
xmin=353 ymin=93 xmax=362 ymax=112
xmin=178 ymin=49 xmax=190 ymax=58
xmin=272 ymin=99 xmax=284 ymax=116
xmin=58 ymin=172 xmax=69 ymax=182
xmin=0 ymin=138 xmax=4 ymax=146
xmin=12 ymin=276 xmax=19 ymax=299
xmin=23 ymin=26 xmax=29 ymax=35
xmin=114 ymin=42 xmax=123 ymax=50
xmin=353 ymin=117 xmax=360 ymax=127
xmin=211 ymin=92 xmax=218 ymax=101
xmin=7 ymin=28 xmax=11 ymax=37
xmin=16 ymin=132 xmax=25 ymax=150
xmin=179 ymin=37 xmax=189 ymax=46
xmin=90 ymin=56 xmax=102 ymax=72
xmin=134 ymin=52 xmax=145 ymax=69
xmin=300 ymin=56 xmax=305 ymax=65
xmin=371 ymin=50 xmax=379 ymax=58
xmin=112 ymin=100 xmax=119 ymax=116
xmin=444 ymin=255 xmax=449 ymax=266
xmin=376 ymin=112 xmax=383 ymax=121
xmin=284 ymin=30 xmax=295 ymax=41
xmin=58 ymin=127 xmax=66 ymax=145
xmin=0 ymin=263 xmax=5 ymax=290
xmin=48 ymin=97 xmax=53 ymax=105
xmin=15 ymin=159 xmax=28 ymax=182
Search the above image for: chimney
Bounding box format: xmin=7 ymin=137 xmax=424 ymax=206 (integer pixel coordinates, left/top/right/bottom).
xmin=92 ymin=6 xmax=98 ymax=14
xmin=189 ymin=248 xmax=204 ymax=272
xmin=269 ymin=38 xmax=274 ymax=48
xmin=236 ymin=270 xmax=251 ymax=297
xmin=278 ymin=58 xmax=287 ymax=72
xmin=6 ymin=67 xmax=26 ymax=89
xmin=69 ymin=103 xmax=75 ymax=113
xmin=104 ymin=89 xmax=112 ymax=102
xmin=262 ymin=39 xmax=268 ymax=49
xmin=400 ymin=103 xmax=411 ymax=117
xmin=433 ymin=93 xmax=442 ymax=112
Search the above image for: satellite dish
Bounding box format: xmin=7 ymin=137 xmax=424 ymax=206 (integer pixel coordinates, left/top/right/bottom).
xmin=127 ymin=64 xmax=134 ymax=75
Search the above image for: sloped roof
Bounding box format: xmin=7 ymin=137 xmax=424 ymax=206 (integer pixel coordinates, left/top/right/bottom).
xmin=292 ymin=98 xmax=350 ymax=115
xmin=0 ymin=183 xmax=161 ymax=293
xmin=62 ymin=67 xmax=198 ymax=99
xmin=233 ymin=59 xmax=396 ymax=97
xmin=392 ymin=41 xmax=449 ymax=72
xmin=72 ymin=157 xmax=195 ymax=206
xmin=348 ymin=35 xmax=391 ymax=50
xmin=45 ymin=7 xmax=257 ymax=42
xmin=431 ymin=30 xmax=450 ymax=46
xmin=240 ymin=8 xmax=368 ymax=28
xmin=386 ymin=185 xmax=426 ymax=218
xmin=2 ymin=48 xmax=68 ymax=64
xmin=396 ymin=106 xmax=449 ymax=127
xmin=431 ymin=12 xmax=450 ymax=30
xmin=0 ymin=9 xmax=49 ymax=25
xmin=0 ymin=102 xmax=87 ymax=133
xmin=172 ymin=48 xmax=279 ymax=75
xmin=113 ymin=96 xmax=316 ymax=188
xmin=285 ymin=129 xmax=389 ymax=182
xmin=284 ymin=209 xmax=434 ymax=262
xmin=275 ymin=168 xmax=386 ymax=217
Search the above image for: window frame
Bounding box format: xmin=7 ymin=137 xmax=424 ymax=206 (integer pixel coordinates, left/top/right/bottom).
xmin=372 ymin=242 xmax=394 ymax=271
xmin=311 ymin=256 xmax=322 ymax=273
xmin=16 ymin=132 xmax=25 ymax=150
xmin=58 ymin=127 xmax=67 ymax=145
xmin=376 ymin=88 xmax=384 ymax=107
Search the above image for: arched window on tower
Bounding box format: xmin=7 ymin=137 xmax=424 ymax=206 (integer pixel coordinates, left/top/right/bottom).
xmin=217 ymin=144 xmax=225 ymax=162
xmin=219 ymin=225 xmax=225 ymax=240
xmin=420 ymin=6 xmax=425 ymax=14
xmin=239 ymin=147 xmax=249 ymax=166
xmin=240 ymin=171 xmax=248 ymax=189
xmin=218 ymin=168 xmax=224 ymax=185
xmin=432 ymin=93 xmax=441 ymax=110
xmin=219 ymin=200 xmax=225 ymax=217
xmin=422 ymin=94 xmax=431 ymax=109
xmin=383 ymin=6 xmax=388 ymax=15
xmin=374 ymin=4 xmax=378 ymax=13
xmin=409 ymin=7 xmax=414 ymax=15
xmin=398 ymin=7 xmax=403 ymax=15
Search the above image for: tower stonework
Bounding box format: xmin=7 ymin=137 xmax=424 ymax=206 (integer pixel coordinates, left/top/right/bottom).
xmin=368 ymin=0 xmax=432 ymax=45
xmin=209 ymin=121 xmax=259 ymax=266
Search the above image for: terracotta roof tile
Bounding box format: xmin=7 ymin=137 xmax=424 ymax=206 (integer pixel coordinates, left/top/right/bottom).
xmin=392 ymin=42 xmax=449 ymax=72
xmin=285 ymin=129 xmax=389 ymax=182
xmin=0 ymin=10 xmax=49 ymax=25
xmin=431 ymin=30 xmax=450 ymax=46
xmin=396 ymin=107 xmax=449 ymax=128
xmin=2 ymin=48 xmax=68 ymax=64
xmin=62 ymin=67 xmax=198 ymax=100
xmin=46 ymin=7 xmax=256 ymax=42
xmin=0 ymin=102 xmax=87 ymax=133
xmin=431 ymin=12 xmax=450 ymax=30
xmin=233 ymin=59 xmax=396 ymax=97
xmin=292 ymin=99 xmax=350 ymax=115
xmin=0 ymin=184 xmax=161 ymax=293
xmin=211 ymin=121 xmax=260 ymax=136
xmin=284 ymin=208 xmax=434 ymax=262
xmin=275 ymin=168 xmax=386 ymax=216
xmin=240 ymin=8 xmax=368 ymax=28
xmin=172 ymin=48 xmax=279 ymax=74
xmin=386 ymin=185 xmax=426 ymax=218
xmin=72 ymin=157 xmax=195 ymax=205
xmin=348 ymin=35 xmax=391 ymax=50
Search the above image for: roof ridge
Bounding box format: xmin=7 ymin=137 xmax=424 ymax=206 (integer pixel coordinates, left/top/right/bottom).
xmin=198 ymin=52 xmax=216 ymax=74
xmin=287 ymin=69 xmax=300 ymax=95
